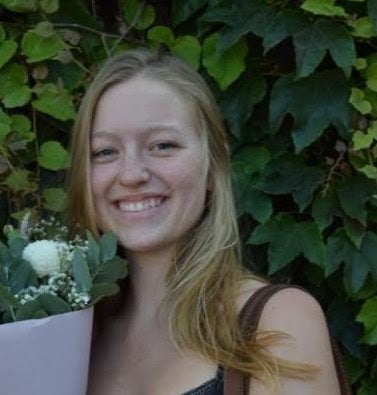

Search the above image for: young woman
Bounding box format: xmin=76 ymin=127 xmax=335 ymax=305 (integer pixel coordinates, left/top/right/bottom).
xmin=68 ymin=49 xmax=344 ymax=395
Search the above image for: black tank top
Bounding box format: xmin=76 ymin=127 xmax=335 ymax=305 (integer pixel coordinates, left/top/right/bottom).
xmin=181 ymin=369 xmax=224 ymax=395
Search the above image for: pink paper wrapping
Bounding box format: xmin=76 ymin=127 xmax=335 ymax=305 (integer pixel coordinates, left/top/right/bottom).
xmin=0 ymin=307 xmax=94 ymax=395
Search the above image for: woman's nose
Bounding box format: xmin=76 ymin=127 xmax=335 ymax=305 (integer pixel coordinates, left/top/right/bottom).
xmin=116 ymin=152 xmax=150 ymax=186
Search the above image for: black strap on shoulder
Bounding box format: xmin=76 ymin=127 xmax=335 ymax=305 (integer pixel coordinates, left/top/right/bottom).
xmin=223 ymin=284 xmax=352 ymax=395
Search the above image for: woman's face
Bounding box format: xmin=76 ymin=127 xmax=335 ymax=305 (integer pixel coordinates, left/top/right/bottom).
xmin=90 ymin=76 xmax=208 ymax=258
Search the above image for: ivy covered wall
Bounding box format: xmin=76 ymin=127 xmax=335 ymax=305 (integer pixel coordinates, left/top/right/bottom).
xmin=0 ymin=0 xmax=376 ymax=392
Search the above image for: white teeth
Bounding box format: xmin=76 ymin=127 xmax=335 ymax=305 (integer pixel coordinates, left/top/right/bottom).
xmin=118 ymin=197 xmax=163 ymax=212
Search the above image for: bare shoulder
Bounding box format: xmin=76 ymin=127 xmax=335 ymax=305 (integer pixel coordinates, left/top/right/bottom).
xmin=237 ymin=281 xmax=341 ymax=395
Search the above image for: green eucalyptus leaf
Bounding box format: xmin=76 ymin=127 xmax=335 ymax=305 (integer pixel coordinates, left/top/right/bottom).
xmin=72 ymin=248 xmax=92 ymax=292
xmin=93 ymin=256 xmax=127 ymax=283
xmin=86 ymin=231 xmax=100 ymax=271
xmin=202 ymin=33 xmax=248 ymax=91
xmin=0 ymin=283 xmax=20 ymax=310
xmin=37 ymin=140 xmax=70 ymax=171
xmin=21 ymin=22 xmax=64 ymax=63
xmin=301 ymin=0 xmax=347 ymax=17
xmin=356 ymin=296 xmax=377 ymax=344
xmin=15 ymin=299 xmax=48 ymax=321
xmin=270 ymin=71 xmax=350 ymax=152
xmin=32 ymin=83 xmax=76 ymax=120
xmin=0 ymin=40 xmax=17 ymax=69
xmin=248 ymin=214 xmax=324 ymax=274
xmin=99 ymin=232 xmax=117 ymax=263
xmin=171 ymin=36 xmax=201 ymax=70
xmin=89 ymin=283 xmax=120 ymax=305
xmin=293 ymin=19 xmax=355 ymax=79
xmin=9 ymin=260 xmax=38 ymax=293
xmin=42 ymin=188 xmax=67 ymax=211
xmin=37 ymin=293 xmax=72 ymax=314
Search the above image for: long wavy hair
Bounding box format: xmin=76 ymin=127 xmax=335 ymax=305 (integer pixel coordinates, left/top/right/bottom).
xmin=67 ymin=48 xmax=316 ymax=391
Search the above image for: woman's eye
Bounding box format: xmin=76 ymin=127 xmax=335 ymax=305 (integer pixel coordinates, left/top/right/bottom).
xmin=91 ymin=148 xmax=117 ymax=160
xmin=151 ymin=142 xmax=177 ymax=151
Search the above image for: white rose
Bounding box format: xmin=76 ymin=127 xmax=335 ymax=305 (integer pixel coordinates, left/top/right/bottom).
xmin=22 ymin=240 xmax=69 ymax=278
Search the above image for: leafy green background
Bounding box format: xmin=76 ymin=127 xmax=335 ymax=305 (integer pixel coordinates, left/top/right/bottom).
xmin=0 ymin=0 xmax=376 ymax=392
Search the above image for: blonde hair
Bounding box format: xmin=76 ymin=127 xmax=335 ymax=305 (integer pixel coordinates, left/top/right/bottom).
xmin=67 ymin=48 xmax=315 ymax=391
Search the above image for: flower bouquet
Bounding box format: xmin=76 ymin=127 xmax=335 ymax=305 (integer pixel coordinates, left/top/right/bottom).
xmin=0 ymin=217 xmax=127 ymax=395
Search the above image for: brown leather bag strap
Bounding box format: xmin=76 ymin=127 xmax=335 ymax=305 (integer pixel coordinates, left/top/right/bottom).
xmin=223 ymin=284 xmax=352 ymax=395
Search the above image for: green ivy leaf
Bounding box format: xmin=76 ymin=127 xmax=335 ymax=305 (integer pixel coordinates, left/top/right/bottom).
xmin=356 ymin=296 xmax=377 ymax=344
xmin=2 ymin=169 xmax=37 ymax=193
xmin=312 ymin=193 xmax=339 ymax=231
xmin=343 ymin=215 xmax=366 ymax=249
xmin=1 ymin=0 xmax=38 ymax=12
xmin=0 ymin=107 xmax=12 ymax=141
xmin=220 ymin=69 xmax=266 ymax=138
xmin=349 ymin=88 xmax=372 ymax=115
xmin=171 ymin=36 xmax=201 ymax=70
xmin=72 ymin=249 xmax=92 ymax=292
xmin=39 ymin=0 xmax=59 ymax=14
xmin=11 ymin=114 xmax=33 ymax=141
xmin=348 ymin=17 xmax=376 ymax=38
xmin=248 ymin=213 xmax=324 ymax=274
xmin=324 ymin=229 xmax=353 ymax=276
xmin=366 ymin=62 xmax=377 ymax=92
xmin=147 ymin=26 xmax=175 ymax=48
xmin=259 ymin=155 xmax=323 ymax=211
xmin=0 ymin=62 xmax=30 ymax=108
xmin=352 ymin=130 xmax=374 ymax=150
xmin=89 ymin=283 xmax=120 ymax=305
xmin=37 ymin=140 xmax=70 ymax=170
xmin=172 ymin=0 xmax=207 ymax=25
xmin=263 ymin=9 xmax=308 ymax=53
xmin=367 ymin=0 xmax=377 ymax=31
xmin=336 ymin=176 xmax=376 ymax=225
xmin=21 ymin=22 xmax=64 ymax=63
xmin=0 ymin=40 xmax=17 ymax=69
xmin=270 ymin=71 xmax=350 ymax=152
xmin=122 ymin=0 xmax=155 ymax=31
xmin=200 ymin=0 xmax=275 ymax=53
xmin=32 ymin=83 xmax=76 ymax=120
xmin=202 ymin=33 xmax=248 ymax=90
xmin=301 ymin=0 xmax=347 ymax=17
xmin=293 ymin=19 xmax=355 ymax=79
xmin=42 ymin=188 xmax=67 ymax=211
xmin=0 ymin=23 xmax=5 ymax=42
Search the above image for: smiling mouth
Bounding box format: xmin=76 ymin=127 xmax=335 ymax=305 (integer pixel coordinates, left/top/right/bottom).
xmin=118 ymin=197 xmax=164 ymax=212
